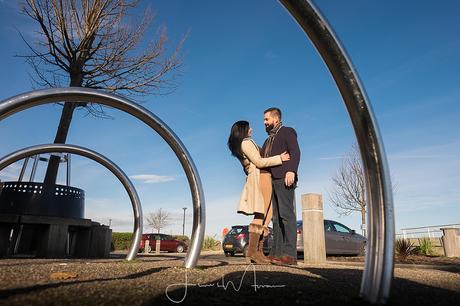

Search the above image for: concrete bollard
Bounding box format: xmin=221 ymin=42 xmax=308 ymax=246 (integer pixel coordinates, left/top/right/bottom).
xmin=144 ymin=240 xmax=150 ymax=254
xmin=302 ymin=193 xmax=326 ymax=264
xmin=441 ymin=228 xmax=460 ymax=257
xmin=155 ymin=239 xmax=160 ymax=254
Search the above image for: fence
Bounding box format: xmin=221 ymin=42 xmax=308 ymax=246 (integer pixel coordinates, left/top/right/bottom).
xmin=396 ymin=223 xmax=460 ymax=239
xmin=396 ymin=223 xmax=460 ymax=256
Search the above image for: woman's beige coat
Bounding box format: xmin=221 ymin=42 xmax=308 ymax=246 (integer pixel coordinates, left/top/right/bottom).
xmin=237 ymin=138 xmax=282 ymax=215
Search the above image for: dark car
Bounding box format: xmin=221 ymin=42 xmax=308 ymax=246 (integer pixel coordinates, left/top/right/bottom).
xmin=139 ymin=233 xmax=187 ymax=253
xmin=296 ymin=219 xmax=366 ymax=255
xmin=222 ymin=225 xmax=273 ymax=257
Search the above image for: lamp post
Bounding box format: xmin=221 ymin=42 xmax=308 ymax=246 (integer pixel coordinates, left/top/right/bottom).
xmin=182 ymin=207 xmax=187 ymax=236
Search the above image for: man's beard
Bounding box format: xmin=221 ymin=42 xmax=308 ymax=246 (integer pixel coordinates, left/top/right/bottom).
xmin=265 ymin=123 xmax=274 ymax=133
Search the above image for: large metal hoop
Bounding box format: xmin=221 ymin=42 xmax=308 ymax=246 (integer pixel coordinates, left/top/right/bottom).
xmin=0 ymin=144 xmax=142 ymax=261
xmin=279 ymin=0 xmax=395 ymax=303
xmin=0 ymin=88 xmax=205 ymax=268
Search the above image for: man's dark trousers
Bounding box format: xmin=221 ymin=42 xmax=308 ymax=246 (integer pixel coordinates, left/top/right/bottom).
xmin=270 ymin=178 xmax=297 ymax=259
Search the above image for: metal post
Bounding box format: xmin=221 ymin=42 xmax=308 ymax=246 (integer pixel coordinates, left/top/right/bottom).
xmin=18 ymin=157 xmax=30 ymax=182
xmin=13 ymin=225 xmax=23 ymax=255
xmin=182 ymin=207 xmax=187 ymax=236
xmin=0 ymin=144 xmax=143 ymax=261
xmin=66 ymin=153 xmax=71 ymax=186
xmin=30 ymin=155 xmax=40 ymax=182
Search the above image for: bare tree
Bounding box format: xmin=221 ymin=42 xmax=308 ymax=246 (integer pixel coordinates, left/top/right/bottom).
xmin=19 ymin=0 xmax=184 ymax=186
xmin=328 ymin=145 xmax=367 ymax=236
xmin=145 ymin=208 xmax=170 ymax=233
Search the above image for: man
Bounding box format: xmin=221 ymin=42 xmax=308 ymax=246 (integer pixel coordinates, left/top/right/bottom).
xmin=262 ymin=107 xmax=300 ymax=265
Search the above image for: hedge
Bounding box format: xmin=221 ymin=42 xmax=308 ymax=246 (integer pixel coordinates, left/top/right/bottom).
xmin=112 ymin=232 xmax=220 ymax=251
xmin=112 ymin=232 xmax=134 ymax=251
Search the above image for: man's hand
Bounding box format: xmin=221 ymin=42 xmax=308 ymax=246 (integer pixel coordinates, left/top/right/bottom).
xmin=285 ymin=171 xmax=295 ymax=187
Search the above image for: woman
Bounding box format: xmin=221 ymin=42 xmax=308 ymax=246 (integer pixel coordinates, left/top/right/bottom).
xmin=227 ymin=120 xmax=290 ymax=264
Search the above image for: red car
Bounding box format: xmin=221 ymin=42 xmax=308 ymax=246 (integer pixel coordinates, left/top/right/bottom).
xmin=139 ymin=233 xmax=187 ymax=253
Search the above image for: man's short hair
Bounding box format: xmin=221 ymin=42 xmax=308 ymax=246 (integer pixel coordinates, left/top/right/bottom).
xmin=264 ymin=107 xmax=282 ymax=120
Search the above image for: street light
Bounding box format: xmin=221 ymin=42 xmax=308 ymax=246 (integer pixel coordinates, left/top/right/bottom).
xmin=182 ymin=207 xmax=187 ymax=236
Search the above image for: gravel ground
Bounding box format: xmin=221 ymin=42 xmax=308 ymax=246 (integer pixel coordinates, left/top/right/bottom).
xmin=0 ymin=253 xmax=458 ymax=306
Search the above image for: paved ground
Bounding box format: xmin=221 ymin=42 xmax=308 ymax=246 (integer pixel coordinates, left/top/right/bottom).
xmin=0 ymin=251 xmax=458 ymax=305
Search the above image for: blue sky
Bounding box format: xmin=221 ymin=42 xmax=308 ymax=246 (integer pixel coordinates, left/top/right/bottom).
xmin=0 ymin=1 xmax=459 ymax=239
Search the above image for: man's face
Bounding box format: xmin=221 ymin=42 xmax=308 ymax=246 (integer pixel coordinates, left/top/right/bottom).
xmin=264 ymin=112 xmax=278 ymax=132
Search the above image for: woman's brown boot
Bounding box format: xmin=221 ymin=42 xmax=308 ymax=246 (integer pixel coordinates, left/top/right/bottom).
xmin=246 ymin=224 xmax=270 ymax=264
xmin=256 ymin=226 xmax=270 ymax=263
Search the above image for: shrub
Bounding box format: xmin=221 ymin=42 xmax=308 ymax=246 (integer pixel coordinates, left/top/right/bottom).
xmin=395 ymin=238 xmax=414 ymax=260
xmin=112 ymin=232 xmax=134 ymax=251
xmin=412 ymin=246 xmax=422 ymax=256
xmin=419 ymin=237 xmax=434 ymax=256
xmin=202 ymin=235 xmax=221 ymax=251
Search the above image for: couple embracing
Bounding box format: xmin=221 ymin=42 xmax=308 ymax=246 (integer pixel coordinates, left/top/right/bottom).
xmin=227 ymin=107 xmax=301 ymax=266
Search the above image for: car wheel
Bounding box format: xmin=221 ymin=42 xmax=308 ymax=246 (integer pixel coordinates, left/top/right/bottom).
xmin=229 ymin=252 xmax=235 ymax=257
xmin=224 ymin=252 xmax=231 ymax=257
xmin=176 ymin=245 xmax=184 ymax=253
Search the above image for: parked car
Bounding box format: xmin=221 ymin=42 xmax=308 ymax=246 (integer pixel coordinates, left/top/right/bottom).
xmin=297 ymin=219 xmax=366 ymax=255
xmin=222 ymin=225 xmax=273 ymax=257
xmin=138 ymin=233 xmax=187 ymax=253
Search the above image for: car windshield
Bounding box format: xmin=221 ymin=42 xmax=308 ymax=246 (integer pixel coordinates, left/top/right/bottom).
xmin=228 ymin=228 xmax=244 ymax=235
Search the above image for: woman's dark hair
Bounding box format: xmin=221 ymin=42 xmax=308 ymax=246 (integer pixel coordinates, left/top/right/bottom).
xmin=227 ymin=120 xmax=250 ymax=161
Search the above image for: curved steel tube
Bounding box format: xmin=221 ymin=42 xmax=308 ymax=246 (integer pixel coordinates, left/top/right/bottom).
xmin=0 ymin=144 xmax=142 ymax=261
xmin=279 ymin=0 xmax=395 ymax=304
xmin=0 ymin=88 xmax=205 ymax=268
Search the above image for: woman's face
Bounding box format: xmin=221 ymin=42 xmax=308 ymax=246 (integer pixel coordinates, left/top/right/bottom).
xmin=248 ymin=127 xmax=253 ymax=137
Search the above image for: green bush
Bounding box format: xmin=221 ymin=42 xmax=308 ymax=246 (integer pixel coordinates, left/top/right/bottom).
xmin=412 ymin=246 xmax=422 ymax=255
xmin=202 ymin=235 xmax=221 ymax=251
xmin=395 ymin=238 xmax=414 ymax=260
xmin=112 ymin=232 xmax=134 ymax=251
xmin=419 ymin=237 xmax=434 ymax=256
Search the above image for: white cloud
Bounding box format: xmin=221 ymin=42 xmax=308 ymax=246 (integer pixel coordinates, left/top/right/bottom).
xmin=318 ymin=155 xmax=344 ymax=160
xmin=129 ymin=174 xmax=175 ymax=183
xmin=85 ymin=197 xmax=133 ymax=230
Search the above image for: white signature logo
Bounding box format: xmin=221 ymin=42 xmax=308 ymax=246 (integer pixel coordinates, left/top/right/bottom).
xmin=165 ymin=264 xmax=286 ymax=303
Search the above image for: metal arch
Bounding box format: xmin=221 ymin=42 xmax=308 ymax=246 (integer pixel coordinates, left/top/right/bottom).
xmin=279 ymin=0 xmax=395 ymax=304
xmin=0 ymin=88 xmax=205 ymax=268
xmin=0 ymin=143 xmax=142 ymax=261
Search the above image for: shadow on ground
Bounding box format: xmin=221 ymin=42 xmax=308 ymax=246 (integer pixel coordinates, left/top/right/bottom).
xmin=148 ymin=266 xmax=459 ymax=306
xmin=0 ymin=260 xmax=458 ymax=306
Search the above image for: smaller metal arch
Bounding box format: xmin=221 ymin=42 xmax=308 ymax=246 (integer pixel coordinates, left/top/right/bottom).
xmin=0 ymin=143 xmax=142 ymax=261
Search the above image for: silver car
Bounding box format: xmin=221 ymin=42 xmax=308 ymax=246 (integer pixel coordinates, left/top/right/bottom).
xmin=296 ymin=219 xmax=366 ymax=255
